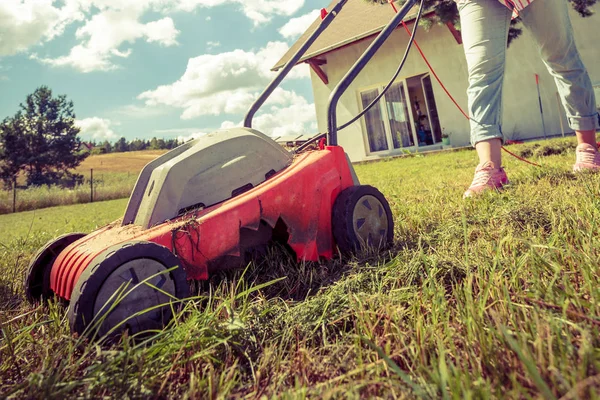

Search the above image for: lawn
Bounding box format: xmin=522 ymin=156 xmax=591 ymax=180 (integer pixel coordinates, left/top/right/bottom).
xmin=0 ymin=137 xmax=599 ymax=398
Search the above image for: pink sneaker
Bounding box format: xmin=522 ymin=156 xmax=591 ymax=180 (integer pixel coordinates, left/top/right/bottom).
xmin=573 ymin=143 xmax=600 ymax=172
xmin=463 ymin=161 xmax=509 ymax=198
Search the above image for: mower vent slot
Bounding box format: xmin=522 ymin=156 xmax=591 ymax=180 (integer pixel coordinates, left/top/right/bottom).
xmin=232 ymin=183 xmax=254 ymax=197
xmin=265 ymin=169 xmax=277 ymax=180
xmin=178 ymin=202 xmax=205 ymax=216
xmin=147 ymin=181 xmax=155 ymax=197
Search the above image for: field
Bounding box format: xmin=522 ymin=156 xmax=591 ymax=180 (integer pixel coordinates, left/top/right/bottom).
xmin=0 ymin=150 xmax=167 ymax=215
xmin=1 ymin=138 xmax=599 ymax=398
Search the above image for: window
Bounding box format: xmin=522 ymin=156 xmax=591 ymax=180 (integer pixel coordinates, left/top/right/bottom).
xmin=384 ymin=82 xmax=413 ymax=148
xmin=360 ymin=88 xmax=388 ymax=152
xmin=359 ymin=74 xmax=443 ymax=154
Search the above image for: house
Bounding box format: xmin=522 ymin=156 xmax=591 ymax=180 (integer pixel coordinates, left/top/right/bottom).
xmin=273 ymin=0 xmax=600 ymax=162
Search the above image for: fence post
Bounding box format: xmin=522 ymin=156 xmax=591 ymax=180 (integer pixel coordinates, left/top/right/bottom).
xmin=90 ymin=168 xmax=94 ymax=203
xmin=12 ymin=179 xmax=16 ymax=213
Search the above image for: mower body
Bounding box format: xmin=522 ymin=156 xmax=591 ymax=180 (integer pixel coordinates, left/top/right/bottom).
xmin=49 ymin=128 xmax=358 ymax=301
xmin=26 ymin=0 xmax=410 ymax=335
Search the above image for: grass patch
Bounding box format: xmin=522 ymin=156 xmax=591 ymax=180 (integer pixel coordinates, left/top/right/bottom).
xmin=1 ymin=137 xmax=599 ymax=398
xmin=0 ymin=150 xmax=166 ymax=215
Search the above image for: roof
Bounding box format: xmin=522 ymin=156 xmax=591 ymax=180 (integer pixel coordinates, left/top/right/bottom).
xmin=272 ymin=0 xmax=425 ymax=71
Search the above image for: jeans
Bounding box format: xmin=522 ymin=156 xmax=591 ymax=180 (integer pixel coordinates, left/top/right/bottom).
xmin=458 ymin=0 xmax=600 ymax=145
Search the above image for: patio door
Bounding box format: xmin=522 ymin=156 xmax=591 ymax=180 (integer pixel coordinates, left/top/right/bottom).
xmin=385 ymin=82 xmax=414 ymax=149
xmin=421 ymin=75 xmax=442 ymax=143
xmin=360 ymin=82 xmax=415 ymax=154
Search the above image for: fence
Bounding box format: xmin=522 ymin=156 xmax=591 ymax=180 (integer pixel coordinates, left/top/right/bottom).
xmin=3 ymin=169 xmax=135 ymax=215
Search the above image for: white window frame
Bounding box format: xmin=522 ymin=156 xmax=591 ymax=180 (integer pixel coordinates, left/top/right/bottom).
xmin=357 ymin=79 xmax=419 ymax=156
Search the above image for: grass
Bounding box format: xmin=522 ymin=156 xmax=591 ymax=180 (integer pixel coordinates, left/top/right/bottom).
xmin=1 ymin=137 xmax=599 ymax=398
xmin=0 ymin=150 xmax=167 ymax=215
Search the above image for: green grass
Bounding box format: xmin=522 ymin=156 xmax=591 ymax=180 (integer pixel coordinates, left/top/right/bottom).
xmin=0 ymin=198 xmax=128 ymax=242
xmin=0 ymin=149 xmax=165 ymax=215
xmin=1 ymin=137 xmax=599 ymax=398
xmin=0 ymin=172 xmax=137 ymax=215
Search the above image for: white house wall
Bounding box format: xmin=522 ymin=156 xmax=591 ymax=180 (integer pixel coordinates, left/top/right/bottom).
xmin=309 ymin=7 xmax=600 ymax=162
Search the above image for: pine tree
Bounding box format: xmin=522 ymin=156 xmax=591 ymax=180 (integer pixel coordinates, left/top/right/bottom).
xmin=0 ymin=115 xmax=27 ymax=188
xmin=0 ymin=86 xmax=88 ymax=187
xmin=114 ymin=137 xmax=129 ymax=153
xmin=101 ymin=140 xmax=112 ymax=153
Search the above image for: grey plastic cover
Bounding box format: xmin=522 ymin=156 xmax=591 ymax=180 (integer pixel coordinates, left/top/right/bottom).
xmin=124 ymin=128 xmax=293 ymax=229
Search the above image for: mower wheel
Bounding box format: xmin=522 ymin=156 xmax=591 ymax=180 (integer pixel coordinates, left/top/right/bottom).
xmin=24 ymin=232 xmax=86 ymax=304
xmin=67 ymin=241 xmax=189 ymax=338
xmin=332 ymin=185 xmax=394 ymax=253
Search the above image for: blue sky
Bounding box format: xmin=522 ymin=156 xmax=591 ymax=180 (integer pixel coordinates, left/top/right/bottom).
xmin=0 ymin=0 xmax=324 ymax=142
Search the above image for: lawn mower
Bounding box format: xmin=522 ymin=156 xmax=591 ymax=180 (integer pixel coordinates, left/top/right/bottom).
xmin=24 ymin=0 xmax=421 ymax=338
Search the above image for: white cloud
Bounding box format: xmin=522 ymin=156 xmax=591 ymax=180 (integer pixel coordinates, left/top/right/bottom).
xmin=135 ymin=39 xmax=316 ymax=137
xmin=177 ymin=131 xmax=208 ymax=143
xmin=220 ymin=120 xmax=238 ymax=129
xmin=138 ymin=41 xmax=308 ymax=120
xmin=76 ymin=117 xmax=117 ymax=140
xmin=33 ymin=9 xmax=180 ymax=72
xmin=219 ymin=91 xmax=317 ymax=137
xmin=173 ymin=0 xmax=304 ymax=26
xmin=254 ymin=98 xmax=317 ymax=137
xmin=0 ymin=0 xmax=83 ymax=56
xmin=278 ymin=9 xmax=319 ymax=40
xmin=144 ymin=18 xmax=179 ymax=46
xmin=206 ymin=41 xmax=220 ymax=50
xmin=3 ymin=0 xmax=306 ymax=70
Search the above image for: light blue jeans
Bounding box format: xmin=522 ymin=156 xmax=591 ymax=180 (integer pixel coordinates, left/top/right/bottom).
xmin=458 ymin=0 xmax=600 ymax=145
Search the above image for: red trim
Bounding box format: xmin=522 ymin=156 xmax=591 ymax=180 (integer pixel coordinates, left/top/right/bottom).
xmin=307 ymin=60 xmax=329 ymax=85
xmin=445 ymin=22 xmax=463 ymax=45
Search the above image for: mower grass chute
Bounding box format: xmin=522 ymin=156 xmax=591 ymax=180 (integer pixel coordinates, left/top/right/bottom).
xmin=24 ymin=0 xmax=422 ymax=338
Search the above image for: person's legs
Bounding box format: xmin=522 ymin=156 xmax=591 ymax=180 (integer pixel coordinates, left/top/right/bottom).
xmin=519 ymin=0 xmax=600 ymax=170
xmin=458 ymin=0 xmax=512 ymax=196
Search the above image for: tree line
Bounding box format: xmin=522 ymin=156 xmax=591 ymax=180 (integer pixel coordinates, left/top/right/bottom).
xmin=90 ymin=136 xmax=180 ymax=155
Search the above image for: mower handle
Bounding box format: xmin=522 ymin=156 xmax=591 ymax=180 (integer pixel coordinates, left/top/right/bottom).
xmin=326 ymin=0 xmax=418 ymax=145
xmin=243 ymin=0 xmax=348 ymax=129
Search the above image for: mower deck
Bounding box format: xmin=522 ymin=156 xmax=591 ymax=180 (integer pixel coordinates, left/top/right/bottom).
xmin=50 ymin=146 xmax=356 ymax=301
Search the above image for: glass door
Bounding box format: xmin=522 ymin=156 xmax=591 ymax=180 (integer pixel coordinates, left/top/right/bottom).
xmin=384 ymin=82 xmax=414 ymax=148
xmin=360 ymin=88 xmax=389 ymax=153
xmin=421 ymin=75 xmax=442 ymax=143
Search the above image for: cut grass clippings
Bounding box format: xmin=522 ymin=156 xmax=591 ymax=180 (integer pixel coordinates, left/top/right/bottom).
xmin=0 ymin=137 xmax=599 ymax=398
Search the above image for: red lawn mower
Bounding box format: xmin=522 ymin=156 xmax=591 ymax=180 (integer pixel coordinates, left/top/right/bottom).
xmin=24 ymin=0 xmax=421 ymax=338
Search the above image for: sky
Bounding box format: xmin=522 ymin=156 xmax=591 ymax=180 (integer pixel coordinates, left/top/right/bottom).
xmin=0 ymin=0 xmax=324 ymax=143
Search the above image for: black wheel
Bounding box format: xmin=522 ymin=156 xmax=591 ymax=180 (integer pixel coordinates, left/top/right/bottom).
xmin=332 ymin=185 xmax=394 ymax=253
xmin=24 ymin=232 xmax=86 ymax=304
xmin=67 ymin=241 xmax=189 ymax=338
